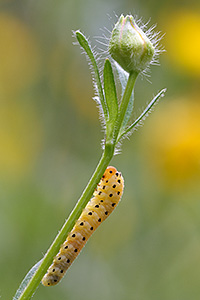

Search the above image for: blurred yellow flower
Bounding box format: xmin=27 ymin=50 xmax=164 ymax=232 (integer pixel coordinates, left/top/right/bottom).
xmin=0 ymin=99 xmax=43 ymax=178
xmin=164 ymin=10 xmax=200 ymax=76
xmin=0 ymin=13 xmax=40 ymax=97
xmin=141 ymin=95 xmax=200 ymax=188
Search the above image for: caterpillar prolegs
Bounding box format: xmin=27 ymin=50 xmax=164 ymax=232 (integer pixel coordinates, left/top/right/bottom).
xmin=42 ymin=166 xmax=124 ymax=286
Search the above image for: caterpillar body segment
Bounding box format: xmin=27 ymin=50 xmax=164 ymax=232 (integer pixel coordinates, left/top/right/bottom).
xmin=42 ymin=166 xmax=124 ymax=286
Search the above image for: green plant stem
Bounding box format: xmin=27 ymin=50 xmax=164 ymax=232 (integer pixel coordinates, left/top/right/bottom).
xmin=113 ymin=71 xmax=138 ymax=144
xmin=15 ymin=67 xmax=138 ymax=300
xmin=17 ymin=144 xmax=114 ymax=300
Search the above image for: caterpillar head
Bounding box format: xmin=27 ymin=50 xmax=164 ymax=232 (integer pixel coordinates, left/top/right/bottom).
xmin=102 ymin=166 xmax=117 ymax=181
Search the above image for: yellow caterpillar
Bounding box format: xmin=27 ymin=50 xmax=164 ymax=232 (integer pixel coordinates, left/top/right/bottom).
xmin=42 ymin=166 xmax=124 ymax=286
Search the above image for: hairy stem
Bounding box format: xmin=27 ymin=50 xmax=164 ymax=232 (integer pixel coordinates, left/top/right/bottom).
xmin=16 ymin=145 xmax=114 ymax=300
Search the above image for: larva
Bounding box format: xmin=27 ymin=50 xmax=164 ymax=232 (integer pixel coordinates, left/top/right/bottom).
xmin=42 ymin=166 xmax=124 ymax=286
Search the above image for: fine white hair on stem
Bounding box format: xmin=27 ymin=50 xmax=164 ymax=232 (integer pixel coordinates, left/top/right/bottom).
xmin=73 ymin=14 xmax=165 ymax=153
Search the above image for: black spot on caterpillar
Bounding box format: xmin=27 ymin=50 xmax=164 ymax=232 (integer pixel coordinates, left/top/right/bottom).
xmin=42 ymin=166 xmax=124 ymax=286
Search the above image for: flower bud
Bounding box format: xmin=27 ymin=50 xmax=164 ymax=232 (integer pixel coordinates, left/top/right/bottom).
xmin=109 ymin=15 xmax=155 ymax=74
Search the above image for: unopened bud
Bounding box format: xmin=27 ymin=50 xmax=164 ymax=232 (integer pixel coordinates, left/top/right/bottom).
xmin=109 ymin=15 xmax=155 ymax=74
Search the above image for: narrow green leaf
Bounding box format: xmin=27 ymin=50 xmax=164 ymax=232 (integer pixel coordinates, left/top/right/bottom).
xmin=117 ymin=88 xmax=167 ymax=142
xmin=114 ymin=61 xmax=129 ymax=94
xmin=103 ymin=59 xmax=118 ymax=124
xmin=75 ymin=31 xmax=108 ymax=122
xmin=13 ymin=259 xmax=42 ymax=300
xmin=114 ymin=62 xmax=134 ymax=131
xmin=112 ymin=71 xmax=138 ymax=145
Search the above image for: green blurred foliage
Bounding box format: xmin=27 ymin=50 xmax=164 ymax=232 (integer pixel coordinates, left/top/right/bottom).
xmin=0 ymin=0 xmax=200 ymax=299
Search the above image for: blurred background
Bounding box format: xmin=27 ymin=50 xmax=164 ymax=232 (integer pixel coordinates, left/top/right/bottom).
xmin=0 ymin=0 xmax=200 ymax=299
